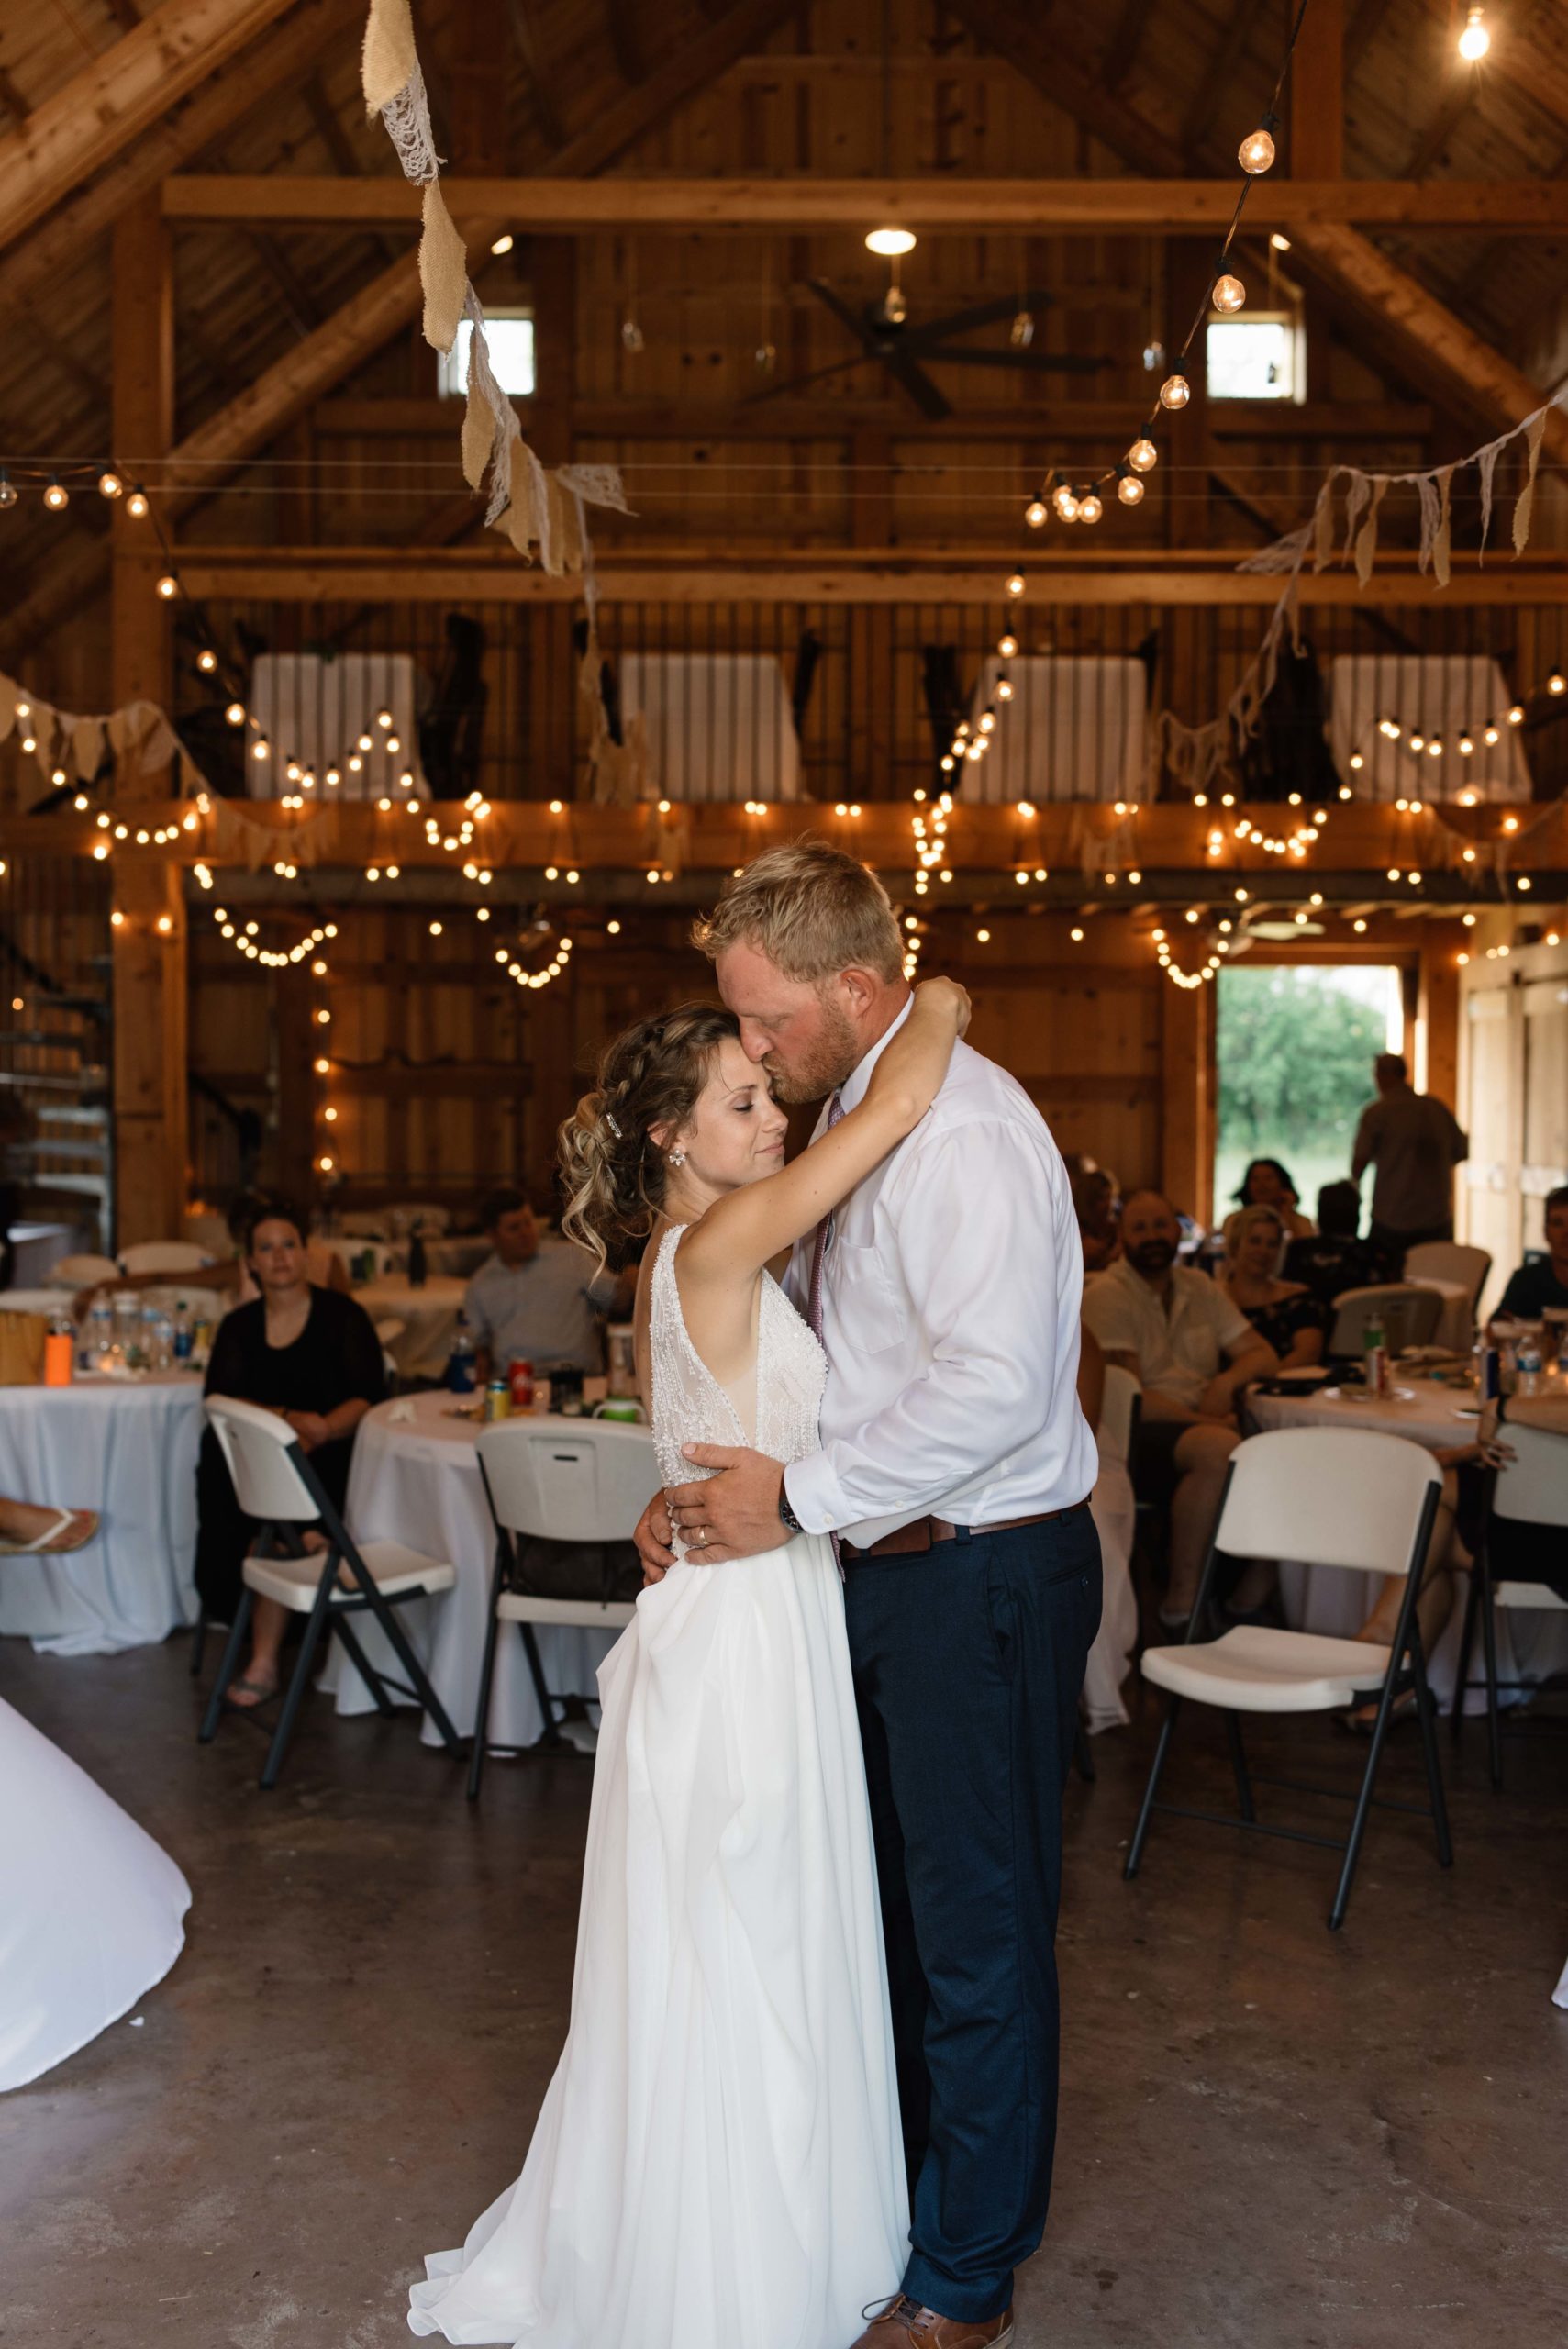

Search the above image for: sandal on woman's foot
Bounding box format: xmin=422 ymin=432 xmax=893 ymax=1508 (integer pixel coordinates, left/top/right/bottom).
xmin=0 ymin=1507 xmax=99 ymax=1556
xmin=226 ymin=1670 xmax=280 ymax=1710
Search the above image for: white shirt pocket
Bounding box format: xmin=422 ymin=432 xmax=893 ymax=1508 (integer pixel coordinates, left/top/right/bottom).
xmin=831 ymin=1240 xmax=910 ymax=1356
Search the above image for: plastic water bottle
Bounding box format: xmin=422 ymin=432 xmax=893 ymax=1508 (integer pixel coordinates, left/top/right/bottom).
xmin=445 ymin=1313 xmax=476 ymax=1393
xmin=172 ymin=1299 xmax=193 ymax=1364
xmin=87 ymin=1296 xmax=113 ymax=1372
xmin=1516 ymin=1331 xmax=1544 ymax=1398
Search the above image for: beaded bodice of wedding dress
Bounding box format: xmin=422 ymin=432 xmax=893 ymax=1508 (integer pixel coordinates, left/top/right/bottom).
xmin=649 ymin=1223 xmax=826 ymax=1541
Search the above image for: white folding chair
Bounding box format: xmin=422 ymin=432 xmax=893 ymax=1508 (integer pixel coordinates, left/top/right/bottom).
xmin=1450 ymin=1420 xmax=1568 ymax=1788
xmin=1125 ymin=1427 xmax=1450 ymax=1930
xmin=198 ymin=1395 xmax=462 ymax=1788
xmin=1329 ymin=1282 xmax=1444 ymax=1358
xmin=0 ymin=1287 xmax=71 ymax=1314
xmin=118 ymin=1240 xmax=214 ymax=1275
xmin=468 ymin=1417 xmax=652 ymax=1797
xmin=1403 ymin=1241 xmax=1491 ymax=1315
xmin=48 ymin=1252 xmax=121 ymax=1288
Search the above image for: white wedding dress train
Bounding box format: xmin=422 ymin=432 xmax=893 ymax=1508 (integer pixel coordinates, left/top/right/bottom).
xmin=408 ymin=1225 xmax=907 ymax=2349
xmin=0 ymin=1695 xmax=190 ymax=2092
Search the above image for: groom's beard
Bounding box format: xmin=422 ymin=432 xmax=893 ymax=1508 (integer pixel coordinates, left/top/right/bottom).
xmin=763 ymin=1000 xmax=861 ymax=1105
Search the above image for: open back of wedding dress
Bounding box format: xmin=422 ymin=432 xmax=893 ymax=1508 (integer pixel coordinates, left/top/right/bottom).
xmin=408 ymin=1226 xmax=906 ymax=2349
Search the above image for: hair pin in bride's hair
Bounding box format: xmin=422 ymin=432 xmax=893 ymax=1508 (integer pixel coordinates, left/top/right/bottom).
xmin=604 ymin=1109 xmax=622 ymax=1139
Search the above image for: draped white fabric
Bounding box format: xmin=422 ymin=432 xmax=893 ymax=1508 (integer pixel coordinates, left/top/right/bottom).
xmin=969 ymin=653 xmax=1149 ymax=804
xmin=328 ymin=1393 xmax=617 ymax=1748
xmin=617 ymin=652 xmax=802 ymax=802
xmin=1085 ymin=1461 xmax=1138 ymax=1731
xmin=1327 ymin=655 xmax=1532 ymax=801
xmin=0 ymin=1696 xmax=190 ymax=2091
xmin=248 ymin=652 xmax=426 ymax=800
xmin=0 ymin=1377 xmax=202 ymax=1655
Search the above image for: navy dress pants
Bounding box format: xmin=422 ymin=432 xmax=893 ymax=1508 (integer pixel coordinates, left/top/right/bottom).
xmin=844 ymin=1508 xmax=1101 ymax=2323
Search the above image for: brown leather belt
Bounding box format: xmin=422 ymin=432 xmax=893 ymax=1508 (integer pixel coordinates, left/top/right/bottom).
xmin=840 ymin=1502 xmax=1088 ymax=1562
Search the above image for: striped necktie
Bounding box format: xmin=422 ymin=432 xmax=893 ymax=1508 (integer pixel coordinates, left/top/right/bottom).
xmin=806 ymin=1090 xmax=844 ymax=1344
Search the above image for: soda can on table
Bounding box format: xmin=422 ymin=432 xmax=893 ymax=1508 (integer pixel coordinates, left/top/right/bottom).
xmin=483 ymin=1378 xmax=512 ymax=1423
xmin=507 ymin=1356 xmax=534 ymax=1410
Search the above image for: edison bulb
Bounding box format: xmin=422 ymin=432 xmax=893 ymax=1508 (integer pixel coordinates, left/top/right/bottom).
xmin=97 ymin=470 xmax=123 ymax=500
xmin=1078 ymin=492 xmax=1103 ymax=524
xmin=1055 ymin=487 xmax=1080 ymax=522
xmin=1212 ymin=273 xmax=1246 ymax=313
xmin=225 ymin=701 xmax=245 ymax=725
xmin=1458 ymin=6 xmax=1489 ymax=60
xmin=155 ymin=573 xmax=178 ymax=598
xmin=43 ymin=478 xmax=69 ymax=512
xmin=126 ymin=488 xmax=149 ymax=518
xmin=996 ymin=678 xmax=1014 ymax=700
xmin=997 ymin=633 xmax=1018 ymax=659
xmin=197 ymin=648 xmax=217 ymax=673
xmin=1238 ymin=127 xmax=1276 ymax=173
xmin=1159 ymin=370 xmax=1190 ymax=410
xmin=1006 ymin=573 xmax=1025 ymax=597
xmin=1118 ymin=473 xmax=1145 ymax=506
xmin=1024 ymin=499 xmax=1048 ymax=528
xmin=0 ymin=475 xmax=14 ymax=510
xmin=865 ymin=226 xmax=916 ymax=257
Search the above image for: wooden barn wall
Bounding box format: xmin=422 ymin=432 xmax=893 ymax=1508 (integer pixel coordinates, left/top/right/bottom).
xmin=186 ymin=906 xmax=1173 ymax=1224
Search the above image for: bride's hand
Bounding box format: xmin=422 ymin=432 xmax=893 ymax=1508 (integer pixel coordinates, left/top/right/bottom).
xmin=914 ymin=974 xmax=971 ymax=1038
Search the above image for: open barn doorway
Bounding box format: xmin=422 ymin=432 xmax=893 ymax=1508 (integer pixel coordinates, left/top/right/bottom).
xmin=1214 ymin=964 xmax=1405 ymax=1231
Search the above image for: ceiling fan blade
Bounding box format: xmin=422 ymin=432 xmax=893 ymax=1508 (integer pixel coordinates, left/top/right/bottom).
xmin=882 ymin=351 xmax=952 ymax=420
xmin=917 ymin=344 xmax=1107 ymax=373
xmin=805 ymin=276 xmax=883 ymax=356
xmin=897 ymin=289 xmax=1053 ymax=351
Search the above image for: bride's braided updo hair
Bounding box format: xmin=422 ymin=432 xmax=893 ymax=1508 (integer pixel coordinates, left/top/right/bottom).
xmin=559 ymin=1001 xmax=740 ymax=1275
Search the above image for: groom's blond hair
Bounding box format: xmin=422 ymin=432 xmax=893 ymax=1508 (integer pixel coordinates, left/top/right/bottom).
xmin=694 ymin=839 xmax=903 ymax=983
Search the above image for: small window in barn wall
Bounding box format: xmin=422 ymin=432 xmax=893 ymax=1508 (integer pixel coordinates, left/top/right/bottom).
xmin=439 ymin=310 xmax=535 ymax=398
xmin=1207 ymin=314 xmax=1301 ymax=401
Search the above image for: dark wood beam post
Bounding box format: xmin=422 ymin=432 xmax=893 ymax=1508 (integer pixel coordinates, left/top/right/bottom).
xmin=1290 ymin=0 xmax=1342 ymax=180
xmin=111 ymin=190 xmax=188 ymax=1246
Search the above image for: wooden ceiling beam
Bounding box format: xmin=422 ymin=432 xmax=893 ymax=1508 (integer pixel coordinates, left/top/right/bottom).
xmin=159 ymin=173 xmax=1568 ymax=229
xmin=0 ymin=0 xmax=365 ymax=318
xmin=504 ymin=0 xmax=566 ymax=150
xmin=1181 ymin=0 xmax=1259 ymax=164
xmin=1098 ymin=0 xmax=1158 ymax=93
xmin=1289 ymin=0 xmax=1342 ymax=180
xmin=0 ymin=0 xmax=300 ymax=258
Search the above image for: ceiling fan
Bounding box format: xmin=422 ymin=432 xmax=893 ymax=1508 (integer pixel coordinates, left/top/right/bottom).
xmin=748 ymin=282 xmax=1107 ymax=421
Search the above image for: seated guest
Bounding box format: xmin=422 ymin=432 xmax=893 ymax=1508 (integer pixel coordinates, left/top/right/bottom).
xmin=1068 ymin=1157 xmax=1121 ymax=1273
xmin=1496 ymin=1186 xmax=1568 ymax=1319
xmin=1220 ymin=1156 xmax=1314 ymax=1252
xmin=464 ymin=1189 xmax=632 ymax=1385
xmin=1084 ymin=1189 xmax=1277 ymax=1631
xmin=1282 ymin=1179 xmax=1400 ymax=1308
xmin=196 ymin=1201 xmax=385 ymax=1709
xmin=1218 ymin=1204 xmax=1329 ymax=1369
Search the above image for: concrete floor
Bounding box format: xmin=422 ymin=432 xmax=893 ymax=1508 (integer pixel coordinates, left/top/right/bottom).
xmin=2 ymin=1636 xmax=1565 ymax=2349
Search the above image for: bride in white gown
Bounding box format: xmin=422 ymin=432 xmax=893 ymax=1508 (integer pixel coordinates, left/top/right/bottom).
xmin=408 ymin=980 xmax=969 ymax=2349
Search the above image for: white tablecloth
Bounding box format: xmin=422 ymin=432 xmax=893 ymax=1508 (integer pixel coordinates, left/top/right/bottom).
xmin=0 ymin=1375 xmax=203 ymax=1655
xmin=249 ymin=651 xmax=426 ymax=800
xmin=970 ymin=653 xmax=1148 ymax=804
xmin=1249 ymin=1378 xmax=1568 ymax=1702
xmin=617 ymin=651 xmax=802 ymax=802
xmin=1327 ymin=654 xmax=1531 ymax=802
xmin=353 ymin=1275 xmax=468 ymax=1380
xmin=325 ymin=1390 xmax=627 ymax=1747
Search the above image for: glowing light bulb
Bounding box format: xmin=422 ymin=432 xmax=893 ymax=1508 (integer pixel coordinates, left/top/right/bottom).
xmin=1159 ymin=367 xmax=1190 ymax=410
xmin=1118 ymin=472 xmax=1144 ymax=506
xmin=1129 ymin=438 xmax=1157 ymax=473
xmin=126 ymin=486 xmax=149 ymax=518
xmin=43 ymin=478 xmax=69 ymax=512
xmin=97 ymin=469 xmax=123 ymax=500
xmin=156 ymin=573 xmax=178 ymax=598
xmin=1006 ymin=573 xmax=1025 ymax=597
xmin=1238 ymin=126 xmax=1276 ymax=174
xmin=1551 ymin=673 xmax=1565 ymax=695
xmin=865 ymin=226 xmax=916 ymax=257
xmin=490 ymin=231 xmax=514 ymax=256
xmin=997 ymin=634 xmax=1018 ymax=659
xmin=1078 ymin=492 xmax=1103 ymax=524
xmin=1212 ymin=273 xmax=1246 ymax=313
xmin=1024 ymin=499 xmax=1048 ymax=528
xmin=1458 ymin=6 xmax=1489 ymax=61
xmin=1052 ymin=484 xmax=1078 ymax=520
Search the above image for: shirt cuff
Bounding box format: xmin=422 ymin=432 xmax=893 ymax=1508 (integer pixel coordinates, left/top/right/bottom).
xmin=782 ymin=1451 xmax=847 ymax=1538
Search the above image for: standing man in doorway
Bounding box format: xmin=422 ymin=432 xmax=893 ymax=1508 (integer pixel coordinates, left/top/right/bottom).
xmin=1350 ymin=1052 xmax=1468 ymax=1268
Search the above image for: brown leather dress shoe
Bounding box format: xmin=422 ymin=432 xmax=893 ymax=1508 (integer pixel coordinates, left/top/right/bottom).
xmin=847 ymin=2294 xmax=1014 ymax=2349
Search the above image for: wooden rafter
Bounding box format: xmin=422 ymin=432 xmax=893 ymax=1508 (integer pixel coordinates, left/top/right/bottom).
xmin=159 ymin=174 xmax=1568 ymax=228
xmin=504 ymin=0 xmax=566 ymax=150
xmin=1098 ymin=0 xmax=1158 ymax=93
xmin=0 ymin=0 xmax=298 ymax=257
xmin=605 ymin=0 xmax=649 ymax=87
xmin=0 ymin=0 xmax=365 ymax=317
xmin=1180 ymin=0 xmax=1258 ymax=162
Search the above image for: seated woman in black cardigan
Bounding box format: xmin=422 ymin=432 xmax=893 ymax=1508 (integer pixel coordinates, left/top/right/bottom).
xmin=196 ymin=1201 xmax=385 ymax=1709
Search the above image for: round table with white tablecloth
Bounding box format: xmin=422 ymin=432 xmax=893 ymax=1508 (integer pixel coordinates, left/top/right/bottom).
xmin=1248 ymin=1375 xmax=1568 ymax=1705
xmin=0 ymin=1374 xmax=203 ymax=1655
xmin=323 ymin=1388 xmax=629 ymax=1748
xmin=350 ymin=1275 xmax=467 ymax=1380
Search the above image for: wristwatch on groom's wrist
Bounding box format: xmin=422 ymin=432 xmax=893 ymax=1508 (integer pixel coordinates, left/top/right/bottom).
xmin=777 ymin=1479 xmax=804 ymax=1536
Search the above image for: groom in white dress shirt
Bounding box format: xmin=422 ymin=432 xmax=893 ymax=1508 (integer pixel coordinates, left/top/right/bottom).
xmin=647 ymin=841 xmax=1101 ymax=2349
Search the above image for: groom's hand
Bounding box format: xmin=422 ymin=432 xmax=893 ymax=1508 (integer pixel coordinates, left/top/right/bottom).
xmin=666 ymin=1445 xmax=785 ymax=1564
